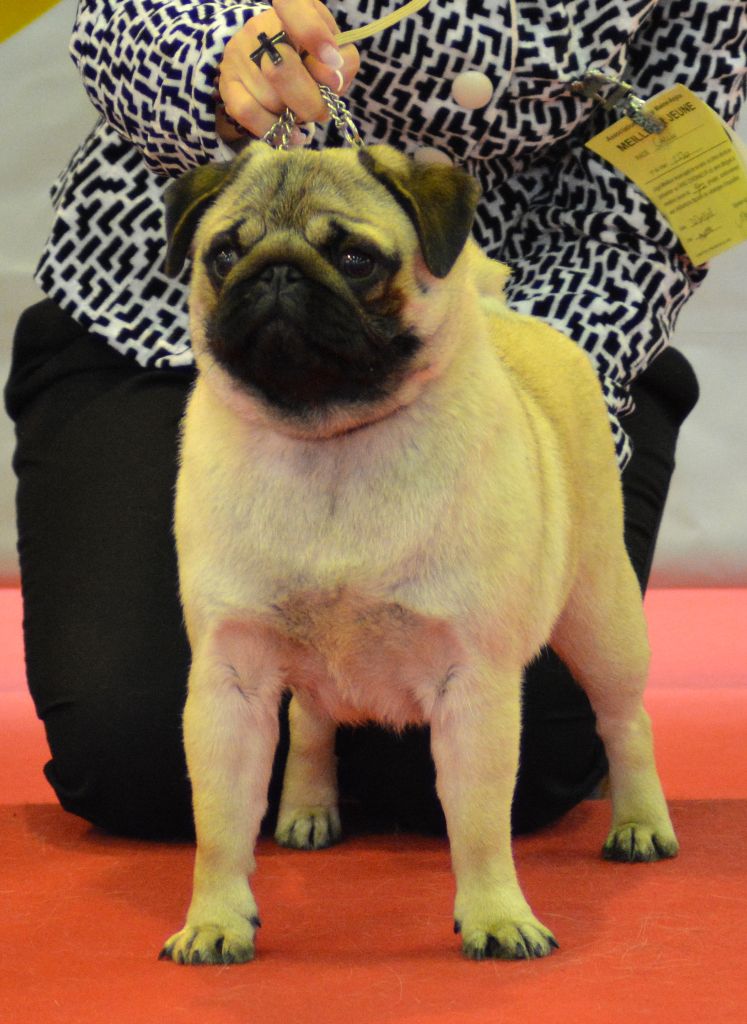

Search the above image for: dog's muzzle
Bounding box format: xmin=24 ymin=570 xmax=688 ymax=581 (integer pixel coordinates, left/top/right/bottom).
xmin=207 ymin=260 xmax=420 ymax=415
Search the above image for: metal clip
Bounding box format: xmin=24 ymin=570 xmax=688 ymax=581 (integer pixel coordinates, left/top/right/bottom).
xmin=571 ymin=68 xmax=665 ymax=135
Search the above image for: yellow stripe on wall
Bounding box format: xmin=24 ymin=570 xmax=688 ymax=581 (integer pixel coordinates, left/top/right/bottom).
xmin=0 ymin=0 xmax=62 ymax=44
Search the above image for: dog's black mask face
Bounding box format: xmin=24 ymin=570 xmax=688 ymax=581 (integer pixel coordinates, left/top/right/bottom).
xmin=206 ymin=250 xmax=421 ymax=415
xmin=163 ymin=144 xmax=482 ymax=423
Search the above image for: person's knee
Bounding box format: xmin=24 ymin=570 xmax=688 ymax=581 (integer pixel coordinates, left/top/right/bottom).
xmin=635 ymin=347 xmax=699 ymax=427
xmin=513 ymin=651 xmax=608 ymax=834
xmin=40 ymin=691 xmax=193 ymax=839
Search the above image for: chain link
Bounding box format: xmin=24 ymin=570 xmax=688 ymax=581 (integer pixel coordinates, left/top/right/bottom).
xmin=260 ymin=108 xmax=298 ymax=149
xmin=263 ymin=87 xmax=364 ymax=151
xmin=318 ymin=86 xmax=364 ymax=148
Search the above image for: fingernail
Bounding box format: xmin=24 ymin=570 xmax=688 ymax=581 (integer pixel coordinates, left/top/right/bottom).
xmin=319 ymin=43 xmax=343 ymax=69
xmin=331 ymin=69 xmax=344 ymax=93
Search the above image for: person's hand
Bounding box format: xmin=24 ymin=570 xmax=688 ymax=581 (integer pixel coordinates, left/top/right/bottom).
xmin=216 ymin=0 xmax=360 ymax=142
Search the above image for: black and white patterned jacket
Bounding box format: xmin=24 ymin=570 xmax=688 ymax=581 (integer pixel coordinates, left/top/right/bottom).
xmin=37 ymin=0 xmax=747 ymax=466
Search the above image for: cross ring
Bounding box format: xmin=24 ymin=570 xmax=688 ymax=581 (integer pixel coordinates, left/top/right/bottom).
xmin=250 ymin=31 xmax=292 ymax=70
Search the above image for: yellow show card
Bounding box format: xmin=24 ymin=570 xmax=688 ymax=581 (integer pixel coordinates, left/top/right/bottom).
xmin=586 ymin=85 xmax=747 ymax=265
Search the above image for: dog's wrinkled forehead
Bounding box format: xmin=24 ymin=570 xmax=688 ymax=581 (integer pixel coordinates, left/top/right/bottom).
xmin=212 ymin=147 xmax=403 ymax=251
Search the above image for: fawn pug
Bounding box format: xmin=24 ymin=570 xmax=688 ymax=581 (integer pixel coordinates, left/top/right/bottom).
xmin=159 ymin=142 xmax=678 ymax=965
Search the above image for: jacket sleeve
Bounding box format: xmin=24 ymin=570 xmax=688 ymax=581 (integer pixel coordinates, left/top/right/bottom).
xmin=499 ymin=0 xmax=747 ymax=467
xmin=71 ymin=1 xmax=268 ymax=176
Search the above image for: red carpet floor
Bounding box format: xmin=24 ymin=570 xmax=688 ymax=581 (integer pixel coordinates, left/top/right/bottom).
xmin=1 ymin=588 xmax=746 ymax=1023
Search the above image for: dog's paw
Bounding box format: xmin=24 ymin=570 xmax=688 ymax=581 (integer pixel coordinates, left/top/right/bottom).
xmin=603 ymin=823 xmax=680 ymax=863
xmin=275 ymin=806 xmax=342 ymax=850
xmin=159 ymin=917 xmax=260 ymax=966
xmin=456 ymin=918 xmax=559 ymax=961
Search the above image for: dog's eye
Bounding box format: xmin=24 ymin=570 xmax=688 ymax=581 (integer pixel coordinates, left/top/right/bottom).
xmin=338 ymin=248 xmax=376 ymax=280
xmin=207 ymin=242 xmax=240 ymax=283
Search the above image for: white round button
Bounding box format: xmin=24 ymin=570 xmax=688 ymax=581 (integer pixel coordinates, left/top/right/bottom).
xmin=451 ymin=70 xmax=494 ymax=110
xmin=413 ymin=146 xmax=453 ymax=166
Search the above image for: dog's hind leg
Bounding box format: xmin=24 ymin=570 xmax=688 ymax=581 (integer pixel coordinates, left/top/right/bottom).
xmin=550 ymin=557 xmax=679 ymax=862
xmin=275 ymin=693 xmax=342 ymax=850
xmin=431 ymin=660 xmax=559 ymax=959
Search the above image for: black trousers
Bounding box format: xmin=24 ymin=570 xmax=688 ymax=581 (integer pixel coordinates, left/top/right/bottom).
xmin=5 ymin=300 xmax=699 ymax=839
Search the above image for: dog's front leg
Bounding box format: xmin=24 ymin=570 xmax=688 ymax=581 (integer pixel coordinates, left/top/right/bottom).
xmin=161 ymin=640 xmax=280 ymax=965
xmin=430 ymin=662 xmax=558 ymax=960
xmin=275 ymin=692 xmax=341 ymax=850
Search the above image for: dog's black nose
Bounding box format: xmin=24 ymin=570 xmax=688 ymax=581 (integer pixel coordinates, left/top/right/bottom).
xmin=255 ymin=263 xmax=305 ymax=292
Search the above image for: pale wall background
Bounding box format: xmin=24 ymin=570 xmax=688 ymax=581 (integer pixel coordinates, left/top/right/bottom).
xmin=1 ymin=0 xmax=746 ymax=584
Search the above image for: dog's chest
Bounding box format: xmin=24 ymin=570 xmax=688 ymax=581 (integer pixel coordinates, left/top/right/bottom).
xmin=269 ymin=588 xmax=460 ymax=726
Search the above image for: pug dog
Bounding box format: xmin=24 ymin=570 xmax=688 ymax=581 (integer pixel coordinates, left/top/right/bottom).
xmin=159 ymin=142 xmax=678 ymax=966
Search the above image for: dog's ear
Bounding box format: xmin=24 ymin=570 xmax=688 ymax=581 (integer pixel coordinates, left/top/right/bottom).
xmin=163 ymin=163 xmax=234 ymax=276
xmin=359 ymin=147 xmax=481 ymax=278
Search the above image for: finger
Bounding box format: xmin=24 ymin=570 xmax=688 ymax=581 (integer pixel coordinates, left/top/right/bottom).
xmin=311 ymin=0 xmax=339 ymax=35
xmin=256 ymin=48 xmax=329 ymax=122
xmin=239 ymin=14 xmax=344 ymax=98
xmin=272 ymin=0 xmax=344 ymax=69
xmin=218 ymin=78 xmax=287 ymax=140
xmin=222 ymin=42 xmax=330 ymax=129
xmin=303 ymin=42 xmax=360 ymax=95
xmin=218 ymin=6 xmax=355 ymax=133
xmin=220 ymin=18 xmax=319 ymax=129
xmin=215 ymin=106 xmax=252 ymax=144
